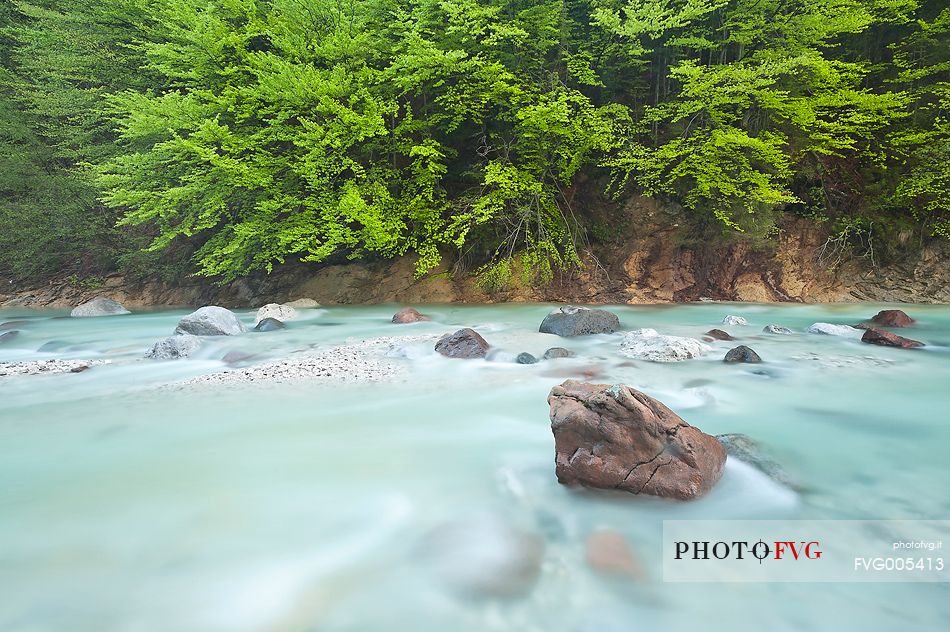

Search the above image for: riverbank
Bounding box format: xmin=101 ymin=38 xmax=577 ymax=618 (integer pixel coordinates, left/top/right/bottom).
xmin=4 ymin=200 xmax=949 ymax=309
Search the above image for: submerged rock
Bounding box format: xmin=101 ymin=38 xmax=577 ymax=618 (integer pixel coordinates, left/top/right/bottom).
xmin=585 ymin=529 xmax=643 ymax=579
xmin=0 ymin=331 xmax=19 ymax=344
xmin=539 ymin=365 xmax=605 ymax=381
xmin=283 ymin=298 xmax=320 ymax=309
xmin=255 ymin=303 xmax=298 ymax=325
xmin=221 ymin=350 xmax=256 ymax=365
xmin=516 ymin=352 xmax=539 ymax=365
xmin=145 ymin=334 xmax=202 ymax=360
xmin=539 ymin=306 xmax=620 ymax=336
xmin=763 ymin=324 xmax=794 ymax=335
xmin=861 ymin=327 xmax=923 ymax=349
xmin=0 ymin=320 xmax=28 ymax=330
xmin=548 ymin=380 xmax=726 ymax=500
xmin=70 ymin=298 xmax=130 ymax=318
xmin=619 ymin=328 xmax=711 ymax=362
xmin=705 ymin=328 xmax=735 ymax=341
xmin=721 ymin=315 xmax=748 ymax=326
xmin=37 ymin=340 xmax=68 ymax=352
xmin=175 ymin=306 xmax=247 ymax=336
xmin=486 ymin=349 xmax=518 ymax=363
xmin=420 ymin=517 xmax=544 ymax=598
xmin=806 ymin=322 xmax=862 ymax=337
xmin=716 ymin=433 xmax=793 ymax=488
xmin=254 ymin=317 xmax=286 ymax=332
xmin=724 ymin=345 xmax=762 ymax=363
xmin=392 ymin=307 xmax=430 ymax=323
xmin=435 ymin=328 xmax=490 ymax=358
xmin=542 ymin=347 xmax=576 ymax=360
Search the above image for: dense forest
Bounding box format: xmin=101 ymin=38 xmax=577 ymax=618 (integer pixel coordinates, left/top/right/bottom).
xmin=0 ymin=0 xmax=947 ymax=288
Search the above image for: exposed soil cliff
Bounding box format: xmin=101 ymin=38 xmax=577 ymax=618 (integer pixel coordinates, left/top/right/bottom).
xmin=3 ymin=196 xmax=948 ymax=308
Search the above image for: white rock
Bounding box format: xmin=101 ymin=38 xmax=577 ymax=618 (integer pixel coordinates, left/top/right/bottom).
xmin=763 ymin=324 xmax=794 ymax=335
xmin=722 ymin=315 xmax=748 ymax=326
xmin=175 ymin=306 xmax=247 ymax=336
xmin=70 ymin=298 xmax=130 ymax=317
xmin=283 ymin=298 xmax=320 ymax=309
xmin=619 ymin=328 xmax=711 ymax=362
xmin=145 ymin=334 xmax=202 ymax=359
xmin=806 ymin=323 xmax=863 ymax=337
xmin=255 ymin=303 xmax=298 ymax=325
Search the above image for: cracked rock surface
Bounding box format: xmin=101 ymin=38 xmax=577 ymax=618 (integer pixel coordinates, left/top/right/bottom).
xmin=548 ymin=380 xmax=725 ymax=500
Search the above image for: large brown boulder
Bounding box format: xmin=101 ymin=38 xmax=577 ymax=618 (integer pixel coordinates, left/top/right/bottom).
xmin=861 ymin=327 xmax=923 ymax=349
xmin=435 ymin=328 xmax=490 ymax=358
xmin=548 ymin=380 xmax=725 ymax=500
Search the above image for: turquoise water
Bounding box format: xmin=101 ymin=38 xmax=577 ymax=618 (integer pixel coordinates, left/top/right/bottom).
xmin=1 ymin=303 xmax=949 ymax=631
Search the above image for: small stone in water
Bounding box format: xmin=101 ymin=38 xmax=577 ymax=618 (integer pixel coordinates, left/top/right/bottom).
xmin=724 ymin=345 xmax=762 ymax=363
xmin=542 ymin=347 xmax=575 ymax=360
xmin=516 ymin=352 xmax=539 ymax=364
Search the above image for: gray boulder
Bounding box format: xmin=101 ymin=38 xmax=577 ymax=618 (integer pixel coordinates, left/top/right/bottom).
xmin=70 ymin=298 xmax=130 ymax=317
xmin=174 ymin=306 xmax=247 ymax=336
xmin=763 ymin=324 xmax=793 ymax=335
xmin=435 ymin=328 xmax=490 ymax=358
xmin=542 ymin=347 xmax=575 ymax=360
xmin=145 ymin=334 xmax=202 ymax=360
xmin=724 ymin=345 xmax=762 ymax=363
xmin=539 ymin=306 xmax=620 ymax=336
xmin=721 ymin=315 xmax=748 ymax=326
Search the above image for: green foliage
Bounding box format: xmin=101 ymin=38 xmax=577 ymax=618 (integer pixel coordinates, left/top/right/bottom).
xmin=0 ymin=0 xmax=150 ymax=279
xmin=890 ymin=6 xmax=950 ymax=237
xmin=1 ymin=0 xmax=948 ymax=286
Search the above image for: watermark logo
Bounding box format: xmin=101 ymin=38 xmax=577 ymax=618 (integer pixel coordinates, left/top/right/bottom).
xmin=663 ymin=520 xmax=948 ymax=582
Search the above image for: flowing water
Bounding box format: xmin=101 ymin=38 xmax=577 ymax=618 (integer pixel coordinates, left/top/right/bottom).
xmin=1 ymin=303 xmax=949 ymax=631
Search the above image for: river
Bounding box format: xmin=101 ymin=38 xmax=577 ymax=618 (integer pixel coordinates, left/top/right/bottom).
xmin=1 ymin=302 xmax=948 ymax=630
